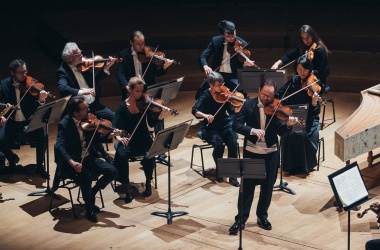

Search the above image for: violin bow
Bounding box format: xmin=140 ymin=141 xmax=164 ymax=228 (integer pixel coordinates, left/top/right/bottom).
xmin=280 ymin=78 xmax=320 ymax=103
xmin=92 ymin=50 xmax=96 ymax=95
xmin=279 ymin=45 xmax=320 ymax=70
xmin=141 ymin=45 xmax=159 ymax=79
xmin=206 ymin=83 xmax=240 ymax=127
xmin=80 ymin=120 xmax=101 ymax=166
xmin=4 ymin=82 xmax=35 ymax=122
xmin=214 ymin=42 xmax=250 ymax=72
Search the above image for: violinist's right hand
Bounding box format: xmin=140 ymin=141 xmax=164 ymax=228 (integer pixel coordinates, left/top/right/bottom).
xmin=69 ymin=159 xmax=82 ymax=173
xmin=271 ymin=60 xmax=283 ymax=69
xmin=287 ymin=116 xmax=298 ymax=127
xmin=82 ymin=88 xmax=96 ymax=97
xmin=203 ymin=65 xmax=212 ymax=76
xmin=0 ymin=116 xmax=6 ymax=127
xmin=251 ymin=128 xmax=265 ymax=140
xmin=204 ymin=114 xmax=214 ymax=124
xmin=117 ymin=135 xmax=130 ymax=147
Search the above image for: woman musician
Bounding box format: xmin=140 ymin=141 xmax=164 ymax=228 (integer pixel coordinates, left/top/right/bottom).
xmin=271 ymin=25 xmax=330 ymax=95
xmin=274 ymin=57 xmax=321 ymax=174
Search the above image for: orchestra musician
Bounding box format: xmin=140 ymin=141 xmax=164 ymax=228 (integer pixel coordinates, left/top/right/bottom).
xmin=196 ymin=20 xmax=255 ymax=99
xmin=229 ymin=79 xmax=297 ymax=234
xmin=271 ymin=24 xmax=330 ymax=95
xmin=0 ymin=59 xmax=49 ymax=178
xmin=113 ymin=77 xmax=170 ymax=203
xmin=57 ymin=42 xmax=117 ymax=164
xmin=54 ymin=96 xmax=121 ymax=222
xmin=192 ymin=71 xmax=242 ymax=187
xmin=274 ymin=57 xmax=320 ymax=174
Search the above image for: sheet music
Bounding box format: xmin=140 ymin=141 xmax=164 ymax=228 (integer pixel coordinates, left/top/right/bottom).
xmin=332 ymin=166 xmax=368 ymax=207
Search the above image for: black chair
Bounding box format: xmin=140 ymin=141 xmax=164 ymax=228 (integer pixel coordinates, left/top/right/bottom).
xmin=317 ymin=137 xmax=325 ymax=171
xmin=321 ymin=99 xmax=336 ymax=130
xmin=190 ymin=131 xmax=240 ymax=177
xmin=49 ymin=148 xmax=104 ymax=219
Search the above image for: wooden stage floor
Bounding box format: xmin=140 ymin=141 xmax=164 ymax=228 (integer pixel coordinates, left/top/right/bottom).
xmin=1 ymin=91 xmax=379 ymax=250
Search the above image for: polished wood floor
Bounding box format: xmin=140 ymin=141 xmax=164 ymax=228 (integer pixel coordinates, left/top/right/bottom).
xmin=1 ymin=91 xmax=380 ymax=250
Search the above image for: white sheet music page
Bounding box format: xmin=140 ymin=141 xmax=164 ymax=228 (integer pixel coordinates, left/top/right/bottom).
xmin=332 ymin=165 xmax=368 ymax=207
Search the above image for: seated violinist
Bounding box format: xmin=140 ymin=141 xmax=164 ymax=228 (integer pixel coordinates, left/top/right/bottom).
xmin=192 ymin=71 xmax=242 ymax=186
xmin=57 ymin=42 xmax=118 ymax=163
xmin=0 ymin=59 xmax=49 ymax=178
xmin=54 ymin=96 xmax=121 ymax=222
xmin=113 ymin=77 xmax=170 ymax=203
xmin=274 ymin=57 xmax=321 ymax=174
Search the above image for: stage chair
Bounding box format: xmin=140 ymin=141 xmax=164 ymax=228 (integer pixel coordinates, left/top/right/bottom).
xmin=190 ymin=131 xmax=240 ymax=177
xmin=321 ymin=99 xmax=336 ymax=130
xmin=50 ymin=148 xmax=104 ymax=219
xmin=317 ymin=137 xmax=325 ymax=171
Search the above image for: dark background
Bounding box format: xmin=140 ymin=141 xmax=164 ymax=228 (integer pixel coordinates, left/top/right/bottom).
xmin=0 ymin=0 xmax=379 ymax=97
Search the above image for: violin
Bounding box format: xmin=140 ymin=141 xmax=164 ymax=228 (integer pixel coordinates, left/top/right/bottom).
xmin=81 ymin=113 xmax=125 ymax=136
xmin=227 ymin=40 xmax=259 ymax=68
xmin=301 ymin=72 xmax=325 ymax=105
xmin=264 ymin=98 xmax=305 ymax=126
xmin=307 ymin=43 xmax=319 ymax=61
xmin=212 ymin=86 xmax=245 ymax=107
xmin=0 ymin=102 xmax=18 ymax=117
xmin=76 ymin=55 xmax=123 ymax=72
xmin=136 ymin=93 xmax=178 ymax=116
xmin=19 ymin=76 xmax=56 ymax=99
xmin=137 ymin=46 xmax=180 ymax=65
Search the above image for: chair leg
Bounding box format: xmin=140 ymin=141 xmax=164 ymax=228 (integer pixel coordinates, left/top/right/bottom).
xmin=321 ymin=105 xmax=326 ymax=130
xmin=199 ymin=147 xmax=205 ymax=177
xmin=317 ymin=137 xmax=325 ymax=171
xmin=153 ymin=161 xmax=157 ymax=189
xmin=190 ymin=145 xmax=196 ymax=170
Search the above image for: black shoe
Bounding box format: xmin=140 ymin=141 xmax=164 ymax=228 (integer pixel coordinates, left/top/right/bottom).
xmin=257 ymin=218 xmax=272 ymax=230
xmin=9 ymin=155 xmax=20 ymax=168
xmin=143 ymin=181 xmax=152 ymax=197
xmin=229 ymin=178 xmax=240 ymax=187
xmin=125 ymin=191 xmax=133 ymax=203
xmin=86 ymin=211 xmax=98 ymax=223
xmin=216 ymin=177 xmax=223 ymax=183
xmin=104 ymin=155 xmax=114 ymax=164
xmin=36 ymin=167 xmax=49 ymax=179
xmin=229 ymin=221 xmax=245 ymax=235
xmin=92 ymin=204 xmax=101 ymax=213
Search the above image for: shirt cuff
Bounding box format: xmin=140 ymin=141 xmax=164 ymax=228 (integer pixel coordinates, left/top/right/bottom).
xmin=103 ymin=69 xmax=110 ymax=75
xmin=78 ymin=90 xmax=84 ymax=96
xmin=38 ymin=100 xmax=46 ymax=105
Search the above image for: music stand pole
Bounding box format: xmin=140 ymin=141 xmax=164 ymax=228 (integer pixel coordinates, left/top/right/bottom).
xmin=273 ymin=139 xmax=296 ymax=195
xmin=238 ymin=161 xmax=244 ymax=250
xmin=151 ymin=132 xmax=188 ymax=224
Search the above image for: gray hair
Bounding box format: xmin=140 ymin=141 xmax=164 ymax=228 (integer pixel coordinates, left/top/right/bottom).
xmin=61 ymin=42 xmax=79 ymax=63
xmin=207 ymin=71 xmax=224 ymax=85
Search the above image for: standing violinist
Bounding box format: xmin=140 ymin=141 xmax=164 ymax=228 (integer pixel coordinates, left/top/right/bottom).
xmin=196 ymin=20 xmax=255 ymax=99
xmin=271 ymin=25 xmax=330 ymax=94
xmin=229 ymin=79 xmax=297 ymax=234
xmin=0 ymin=59 xmax=49 ymax=178
xmin=192 ymin=71 xmax=241 ymax=186
xmin=54 ymin=96 xmax=121 ymax=222
xmin=274 ymin=57 xmax=320 ymax=174
xmin=116 ymin=30 xmax=173 ymax=101
xmin=57 ymin=42 xmax=117 ymax=163
xmin=113 ymin=77 xmax=170 ymax=203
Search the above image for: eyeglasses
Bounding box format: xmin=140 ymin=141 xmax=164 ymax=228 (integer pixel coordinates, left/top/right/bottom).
xmin=15 ymin=69 xmax=28 ymax=75
xmin=79 ymin=104 xmax=89 ymax=111
xmin=259 ymin=92 xmax=274 ymax=99
xmin=72 ymin=50 xmax=83 ymax=57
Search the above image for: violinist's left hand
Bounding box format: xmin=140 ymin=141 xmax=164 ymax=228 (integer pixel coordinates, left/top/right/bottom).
xmin=312 ymin=92 xmax=319 ymax=106
xmin=39 ymin=90 xmax=48 ymax=102
xmin=163 ymin=59 xmax=173 ymax=70
xmin=244 ymin=59 xmax=255 ymax=67
xmin=158 ymin=108 xmax=170 ymax=120
xmin=104 ymin=56 xmax=118 ymax=70
xmin=286 ymin=116 xmax=298 ymax=127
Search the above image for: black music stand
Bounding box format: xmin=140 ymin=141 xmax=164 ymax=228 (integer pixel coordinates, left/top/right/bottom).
xmin=237 ymin=69 xmax=287 ymax=93
xmin=328 ymin=161 xmax=370 ymax=250
xmin=218 ymin=158 xmax=266 ymax=250
xmin=273 ymin=104 xmax=308 ymax=195
xmin=149 ymin=119 xmax=192 ymax=224
xmin=27 ymin=96 xmax=70 ymax=196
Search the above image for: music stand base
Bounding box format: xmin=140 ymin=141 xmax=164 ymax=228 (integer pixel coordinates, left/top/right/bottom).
xmin=151 ymin=211 xmax=188 ymax=224
xmin=28 ymin=188 xmax=60 ymax=199
xmin=273 ymin=181 xmax=296 ymax=195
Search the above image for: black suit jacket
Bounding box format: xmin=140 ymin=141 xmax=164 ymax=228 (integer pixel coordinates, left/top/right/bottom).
xmin=199 ymin=35 xmax=247 ymax=77
xmin=56 ymin=61 xmax=108 ymax=103
xmin=0 ymin=76 xmax=41 ymax=120
xmin=116 ymin=46 xmax=167 ymax=96
xmin=233 ymin=97 xmax=289 ymax=149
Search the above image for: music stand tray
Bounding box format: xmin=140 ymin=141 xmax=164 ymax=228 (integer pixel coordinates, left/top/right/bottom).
xmin=27 ymin=96 xmax=70 ymax=196
xmin=218 ymin=158 xmax=265 ymax=250
xmin=146 ymin=76 xmax=184 ymax=104
xmin=237 ymin=69 xmax=287 ymax=93
xmin=149 ymin=119 xmax=192 ymax=224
